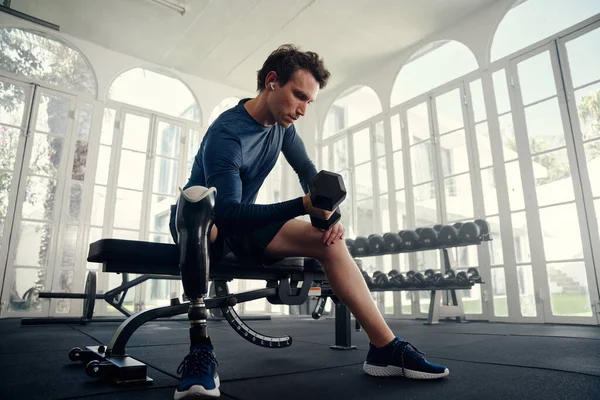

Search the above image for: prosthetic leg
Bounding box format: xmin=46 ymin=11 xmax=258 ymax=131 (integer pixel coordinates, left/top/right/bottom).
xmin=175 ymin=186 xmax=217 ymax=346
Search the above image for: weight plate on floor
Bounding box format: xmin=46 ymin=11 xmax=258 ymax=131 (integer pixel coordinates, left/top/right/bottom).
xmin=83 ymin=271 xmax=97 ymax=320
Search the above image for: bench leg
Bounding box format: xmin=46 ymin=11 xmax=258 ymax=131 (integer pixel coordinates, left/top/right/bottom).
xmin=330 ymin=300 xmax=357 ymax=350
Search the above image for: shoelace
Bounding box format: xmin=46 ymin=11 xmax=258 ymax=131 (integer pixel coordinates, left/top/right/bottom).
xmin=390 ymin=340 xmax=426 ymax=377
xmin=177 ymin=349 xmax=219 ymax=377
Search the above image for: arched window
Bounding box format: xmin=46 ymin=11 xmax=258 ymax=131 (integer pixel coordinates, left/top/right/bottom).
xmin=108 ymin=68 xmax=201 ymax=122
xmin=208 ymin=97 xmax=240 ymax=125
xmin=0 ymin=28 xmax=96 ymax=96
xmin=491 ymin=0 xmax=600 ymax=62
xmin=322 ymin=86 xmax=382 ymax=140
xmin=390 ymin=40 xmax=478 ymax=107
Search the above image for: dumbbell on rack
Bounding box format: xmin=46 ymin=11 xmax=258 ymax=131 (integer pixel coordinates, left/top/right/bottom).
xmin=405 ymin=270 xmax=426 ymax=287
xmin=456 ymin=267 xmax=482 ymax=285
xmin=388 ymin=270 xmax=409 ymax=288
xmin=433 ymin=270 xmax=457 ymax=286
xmin=354 ymin=236 xmax=369 ymax=256
xmin=372 ymin=271 xmax=391 ymax=288
xmin=417 ymin=227 xmax=439 ymax=248
xmin=368 ymin=234 xmax=385 ymax=254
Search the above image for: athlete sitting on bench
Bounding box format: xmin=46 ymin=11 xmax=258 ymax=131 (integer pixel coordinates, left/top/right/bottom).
xmin=169 ymin=44 xmax=448 ymax=400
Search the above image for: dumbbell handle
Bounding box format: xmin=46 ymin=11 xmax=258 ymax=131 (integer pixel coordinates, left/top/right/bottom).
xmin=312 ymin=296 xmax=327 ymax=319
xmin=38 ymin=292 xmax=105 ymax=300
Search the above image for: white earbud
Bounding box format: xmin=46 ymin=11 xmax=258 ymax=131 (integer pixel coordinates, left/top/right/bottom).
xmin=269 ymin=82 xmax=275 ymax=90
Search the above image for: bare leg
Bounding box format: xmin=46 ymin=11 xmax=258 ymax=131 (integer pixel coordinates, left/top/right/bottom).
xmin=265 ymin=219 xmax=395 ymax=348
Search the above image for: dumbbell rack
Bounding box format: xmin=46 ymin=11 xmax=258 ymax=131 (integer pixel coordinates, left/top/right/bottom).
xmin=352 ymin=237 xmax=490 ymax=325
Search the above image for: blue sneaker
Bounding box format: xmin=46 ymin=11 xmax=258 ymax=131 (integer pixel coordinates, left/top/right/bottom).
xmin=174 ymin=345 xmax=220 ymax=399
xmin=363 ymin=338 xmax=449 ymax=379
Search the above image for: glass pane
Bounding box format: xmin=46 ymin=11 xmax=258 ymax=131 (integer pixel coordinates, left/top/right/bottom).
xmin=396 ymin=189 xmax=407 ymax=229
xmin=375 ymin=122 xmax=385 ymax=157
xmin=101 ymin=108 xmax=116 ymax=145
xmin=8 ymin=267 xmax=45 ymax=312
xmin=90 ymin=185 xmax=106 ymax=226
xmin=413 ymin=182 xmax=436 ymax=224
xmin=585 ymin=140 xmax=600 ymax=197
xmin=333 ymin=138 xmax=348 ymax=171
xmin=377 ymin=157 xmax=387 ymax=194
xmin=416 ymin=250 xmax=440 ymax=277
xmin=153 ymin=157 xmax=178 ymax=196
xmin=150 ymin=233 xmax=172 ymax=244
xmin=112 ymin=229 xmax=140 ymax=241
xmin=354 ymin=162 xmax=372 ymax=201
xmin=188 ymin=129 xmax=202 ymax=164
xmin=566 ymin=26 xmax=600 ymax=88
xmin=0 ymin=126 xmax=21 ymax=170
xmin=407 ymin=103 xmax=430 ymax=145
xmin=380 ymin=194 xmax=390 ymax=233
xmin=575 ymin=82 xmax=600 ymax=142
xmin=391 ymin=114 xmax=402 ymax=151
xmin=61 ymin=224 xmax=78 ymax=269
xmin=0 ymin=218 xmax=3 ymax=252
xmin=440 ymin=129 xmax=469 ymax=176
xmin=122 ymin=114 xmax=150 ymax=152
xmin=67 ymin=182 xmax=83 ymax=223
xmin=54 ymin=269 xmax=74 ymax=313
xmin=470 ymin=79 xmax=487 ymax=123
xmin=517 ymin=265 xmax=536 ymax=317
xmin=108 ymin=68 xmax=200 ymax=122
xmin=445 ymin=173 xmax=473 ymax=220
xmin=512 ymin=211 xmax=530 ymax=263
xmin=491 ymin=267 xmax=508 ymax=317
xmin=353 ymin=128 xmax=371 ymax=165
xmin=518 ymin=51 xmax=557 ymax=105
xmin=356 ymin=198 xmax=374 ymax=236
xmin=456 ymin=245 xmax=478 ymax=267
xmin=487 ymin=216 xmax=503 ymax=265
xmin=525 ymin=98 xmax=566 ymax=152
xmin=476 ymin=122 xmax=492 ymax=168
xmin=411 ymin=140 xmax=434 ymax=185
xmin=0 ymin=81 xmax=26 ymax=126
xmin=493 ymin=70 xmax=511 ymax=115
xmin=14 ymin=221 xmax=52 ymax=267
xmin=156 ymin=121 xmax=181 ymax=158
xmin=114 ymin=189 xmax=142 ymax=230
xmin=320 ymin=145 xmax=329 ymax=171
xmin=435 ymin=88 xmax=464 ymax=134
xmin=393 ymin=151 xmax=404 ymax=190
xmin=505 ymin=160 xmax=525 ymax=211
xmin=29 ymin=133 xmax=63 ymax=177
xmin=547 ymin=262 xmax=592 ymax=316
xmin=36 ymin=93 xmax=70 ymax=135
xmin=481 ymin=167 xmax=499 ymax=215
xmin=539 ymin=203 xmax=582 ymax=261
xmin=95 ymin=145 xmax=111 ymax=185
xmin=118 ymin=150 xmax=146 ymax=190
xmin=533 ymin=148 xmax=574 ymax=206
xmin=401 ymin=290 xmax=412 ymax=314
xmin=150 ymin=195 xmax=175 ymax=234
xmin=22 ymin=176 xmax=57 ymax=220
xmin=76 ymin=102 xmax=93 ymax=140
xmin=0 ymin=171 xmax=12 ymax=219
xmin=72 ymin=140 xmax=88 ymax=181
xmin=499 ymin=113 xmax=517 ymax=161
xmin=458 ymin=271 xmax=482 ymax=314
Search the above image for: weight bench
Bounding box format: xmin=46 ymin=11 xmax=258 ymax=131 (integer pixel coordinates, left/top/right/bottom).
xmin=68 ymin=238 xmax=349 ymax=384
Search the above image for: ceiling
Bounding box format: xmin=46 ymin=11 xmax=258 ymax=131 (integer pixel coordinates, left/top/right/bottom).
xmin=7 ymin=0 xmax=499 ymax=93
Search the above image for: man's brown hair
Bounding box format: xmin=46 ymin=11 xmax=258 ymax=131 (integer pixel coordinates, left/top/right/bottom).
xmin=256 ymin=44 xmax=331 ymax=92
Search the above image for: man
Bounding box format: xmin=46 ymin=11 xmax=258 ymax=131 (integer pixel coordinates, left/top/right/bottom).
xmin=170 ymin=44 xmax=448 ymax=400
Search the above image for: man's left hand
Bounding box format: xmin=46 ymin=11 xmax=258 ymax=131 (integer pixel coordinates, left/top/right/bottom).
xmin=321 ymin=222 xmax=345 ymax=246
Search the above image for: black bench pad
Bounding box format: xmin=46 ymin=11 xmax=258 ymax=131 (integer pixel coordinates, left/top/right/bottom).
xmin=87 ymin=239 xmax=307 ymax=279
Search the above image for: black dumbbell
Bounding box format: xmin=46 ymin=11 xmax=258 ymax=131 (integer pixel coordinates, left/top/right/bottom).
xmin=456 ymin=267 xmax=482 ymax=285
xmin=388 ymin=270 xmax=408 ymax=288
xmin=309 ymin=170 xmax=347 ymax=230
xmin=354 ymin=236 xmax=369 ymax=256
xmin=368 ymin=234 xmax=385 ymax=254
xmin=373 ymin=271 xmax=390 ymax=288
xmin=438 ymin=225 xmax=459 ymax=246
xmin=433 ymin=224 xmax=443 ymax=233
xmin=345 ymin=238 xmax=356 ymax=256
xmin=459 ymin=222 xmax=480 ymax=243
xmin=405 ymin=270 xmax=425 ymax=287
xmin=433 ymin=270 xmax=457 ymax=286
xmin=400 ymin=230 xmax=420 ymax=250
xmin=361 ymin=270 xmax=374 ymax=288
xmin=418 ymin=227 xmax=439 ymax=248
xmin=383 ymin=232 xmax=402 ymax=253
xmin=423 ymin=269 xmax=436 ymax=286
xmin=474 ymin=219 xmax=490 ymax=239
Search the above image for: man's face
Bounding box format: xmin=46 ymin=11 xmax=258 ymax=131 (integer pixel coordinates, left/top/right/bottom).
xmin=268 ymin=69 xmax=319 ymax=128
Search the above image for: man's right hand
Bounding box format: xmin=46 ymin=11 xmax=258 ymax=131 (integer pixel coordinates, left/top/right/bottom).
xmin=302 ymin=193 xmax=334 ymax=222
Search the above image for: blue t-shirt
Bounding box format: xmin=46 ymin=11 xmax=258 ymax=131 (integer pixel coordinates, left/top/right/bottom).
xmin=184 ymin=99 xmax=318 ymax=238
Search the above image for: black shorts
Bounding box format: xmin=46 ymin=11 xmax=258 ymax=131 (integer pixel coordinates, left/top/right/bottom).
xmin=169 ymin=204 xmax=288 ymax=267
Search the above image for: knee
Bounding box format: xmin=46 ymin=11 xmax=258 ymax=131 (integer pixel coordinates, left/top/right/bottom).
xmin=318 ymin=236 xmax=349 ymax=263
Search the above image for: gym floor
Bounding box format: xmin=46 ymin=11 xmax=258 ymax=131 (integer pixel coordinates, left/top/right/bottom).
xmin=1 ymin=317 xmax=600 ymax=400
